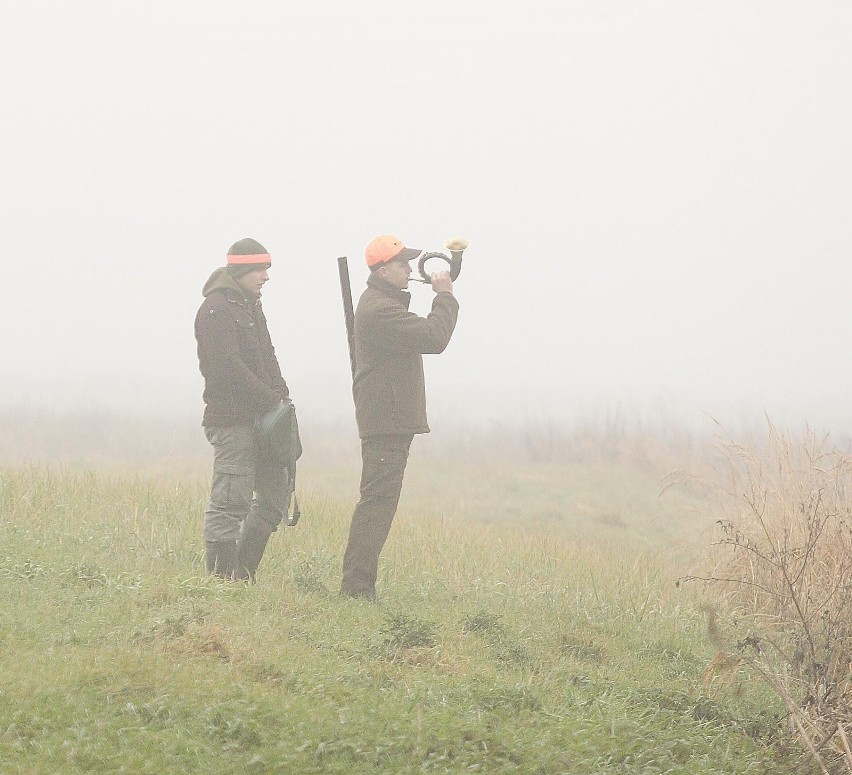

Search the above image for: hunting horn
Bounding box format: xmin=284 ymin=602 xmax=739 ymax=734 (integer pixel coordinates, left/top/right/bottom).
xmin=413 ymin=237 xmax=470 ymax=283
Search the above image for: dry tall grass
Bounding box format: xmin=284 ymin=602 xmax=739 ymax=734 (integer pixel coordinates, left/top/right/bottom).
xmin=682 ymin=422 xmax=852 ymax=774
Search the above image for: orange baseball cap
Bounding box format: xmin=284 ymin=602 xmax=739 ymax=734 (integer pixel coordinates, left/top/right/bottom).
xmin=365 ymin=235 xmax=422 ymax=268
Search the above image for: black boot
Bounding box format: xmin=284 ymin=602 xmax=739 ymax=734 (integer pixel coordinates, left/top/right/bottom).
xmin=235 ymin=513 xmax=274 ymax=582
xmin=205 ymin=540 xmax=237 ymax=579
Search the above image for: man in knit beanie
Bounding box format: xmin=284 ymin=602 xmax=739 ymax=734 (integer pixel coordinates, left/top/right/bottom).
xmin=194 ymin=238 xmax=294 ymax=581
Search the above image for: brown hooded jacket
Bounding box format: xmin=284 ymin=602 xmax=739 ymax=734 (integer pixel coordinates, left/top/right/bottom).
xmin=195 ymin=268 xmax=288 ymax=428
xmin=352 ymin=273 xmax=459 ymax=438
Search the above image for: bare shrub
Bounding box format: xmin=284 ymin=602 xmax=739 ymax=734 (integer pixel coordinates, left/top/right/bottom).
xmin=682 ymin=422 xmax=852 ymax=773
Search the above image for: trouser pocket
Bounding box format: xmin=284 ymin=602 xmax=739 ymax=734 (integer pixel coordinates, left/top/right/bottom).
xmin=204 ymin=426 xmax=256 ymax=541
xmin=359 ymin=435 xmax=412 ymax=501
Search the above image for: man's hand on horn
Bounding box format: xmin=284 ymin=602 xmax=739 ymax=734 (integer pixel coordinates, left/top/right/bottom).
xmin=430 ymin=270 xmax=453 ymax=294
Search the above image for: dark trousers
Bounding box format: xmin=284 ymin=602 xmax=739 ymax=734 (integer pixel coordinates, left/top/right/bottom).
xmin=341 ymin=434 xmax=414 ymax=598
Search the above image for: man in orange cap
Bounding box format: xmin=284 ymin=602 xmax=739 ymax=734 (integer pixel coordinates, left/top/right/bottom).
xmin=340 ymin=235 xmax=460 ymax=600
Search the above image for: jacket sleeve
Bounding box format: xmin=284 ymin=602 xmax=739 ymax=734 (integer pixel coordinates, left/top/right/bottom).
xmin=196 ymin=298 xmax=282 ymax=416
xmin=366 ymin=293 xmax=459 ymax=355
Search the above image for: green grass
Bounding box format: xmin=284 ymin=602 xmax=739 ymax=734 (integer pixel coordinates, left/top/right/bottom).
xmin=0 ymin=466 xmax=814 ymax=774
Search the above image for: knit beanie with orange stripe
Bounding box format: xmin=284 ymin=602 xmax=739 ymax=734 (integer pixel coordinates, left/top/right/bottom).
xmin=226 ymin=238 xmax=272 ymax=278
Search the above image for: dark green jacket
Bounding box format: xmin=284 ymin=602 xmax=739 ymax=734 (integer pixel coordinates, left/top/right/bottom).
xmin=353 ymin=274 xmax=459 ymax=438
xmin=195 ymin=268 xmax=288 ymax=428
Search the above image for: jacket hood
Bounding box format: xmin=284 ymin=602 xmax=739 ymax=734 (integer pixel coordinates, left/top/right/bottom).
xmin=202 ymin=267 xmax=252 ymax=299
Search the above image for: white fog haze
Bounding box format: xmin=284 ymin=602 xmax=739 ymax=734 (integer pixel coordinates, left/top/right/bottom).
xmin=2 ymin=1 xmax=851 ymax=435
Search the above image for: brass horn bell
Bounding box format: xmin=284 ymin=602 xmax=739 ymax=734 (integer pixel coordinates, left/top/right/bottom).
xmin=416 ymin=238 xmax=470 ymax=282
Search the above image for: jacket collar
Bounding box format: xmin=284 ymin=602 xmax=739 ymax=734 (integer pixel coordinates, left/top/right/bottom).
xmin=367 ymin=272 xmax=411 ymax=308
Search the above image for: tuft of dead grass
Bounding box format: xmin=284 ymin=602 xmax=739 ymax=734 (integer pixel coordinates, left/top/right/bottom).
xmin=163 ymin=623 xmax=233 ymax=661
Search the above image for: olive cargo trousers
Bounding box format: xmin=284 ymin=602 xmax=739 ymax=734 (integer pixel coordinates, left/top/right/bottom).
xmin=203 ymin=426 xmax=289 ymax=542
xmin=341 ymin=434 xmax=414 ymax=599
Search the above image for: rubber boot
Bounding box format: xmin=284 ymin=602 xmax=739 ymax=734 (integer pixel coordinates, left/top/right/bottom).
xmin=235 ymin=513 xmax=275 ymax=582
xmin=205 ymin=540 xmax=237 ymax=580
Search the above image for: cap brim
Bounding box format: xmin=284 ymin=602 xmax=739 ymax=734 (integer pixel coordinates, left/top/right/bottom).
xmin=392 ymin=246 xmax=422 ymax=262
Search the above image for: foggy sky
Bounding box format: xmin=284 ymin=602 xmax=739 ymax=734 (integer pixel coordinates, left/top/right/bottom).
xmin=3 ymin=2 xmax=851 ymax=432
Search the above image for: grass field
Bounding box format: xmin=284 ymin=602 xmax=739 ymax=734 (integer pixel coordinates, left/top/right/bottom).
xmin=0 ymin=448 xmax=819 ymax=774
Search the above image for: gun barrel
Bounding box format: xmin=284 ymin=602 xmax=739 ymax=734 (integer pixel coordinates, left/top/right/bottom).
xmin=337 ymin=256 xmax=356 ymax=379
